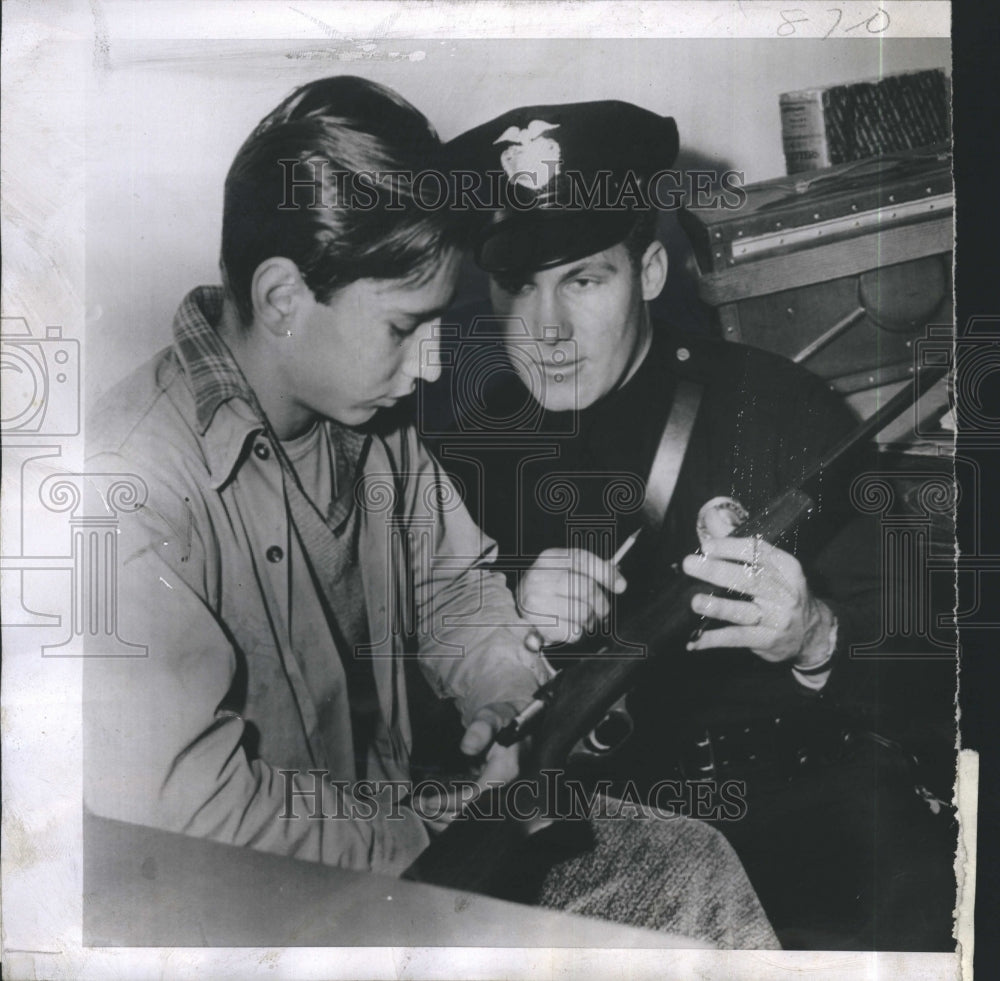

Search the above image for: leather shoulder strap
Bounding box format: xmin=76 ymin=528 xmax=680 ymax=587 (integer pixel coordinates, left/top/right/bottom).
xmin=641 ymin=378 xmax=704 ymax=530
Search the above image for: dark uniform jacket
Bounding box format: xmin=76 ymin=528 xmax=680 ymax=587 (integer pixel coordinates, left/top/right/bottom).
xmin=427 ymin=322 xmax=886 ymax=778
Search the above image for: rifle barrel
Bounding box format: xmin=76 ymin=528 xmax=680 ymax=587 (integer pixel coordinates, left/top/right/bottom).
xmin=402 ymin=362 xmax=951 ymax=895
xmin=798 ymin=365 xmax=949 ymax=496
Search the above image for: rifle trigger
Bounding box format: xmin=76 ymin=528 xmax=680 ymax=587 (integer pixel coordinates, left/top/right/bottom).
xmin=574 ymin=694 xmax=635 ymax=759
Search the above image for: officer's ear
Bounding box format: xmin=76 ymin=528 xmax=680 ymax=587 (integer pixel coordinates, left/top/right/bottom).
xmin=639 ymin=240 xmax=668 ymax=302
xmin=250 ymin=257 xmax=311 ymax=338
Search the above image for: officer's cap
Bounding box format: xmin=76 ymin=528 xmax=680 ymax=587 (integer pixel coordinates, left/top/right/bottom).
xmin=447 ymin=100 xmax=678 ymax=276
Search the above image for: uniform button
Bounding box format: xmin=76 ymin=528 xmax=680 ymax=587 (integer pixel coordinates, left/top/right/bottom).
xmin=266 ymin=545 xmax=284 ymax=563
xmin=254 ymin=442 xmax=271 ymax=460
xmin=676 ymin=347 xmax=690 ymax=362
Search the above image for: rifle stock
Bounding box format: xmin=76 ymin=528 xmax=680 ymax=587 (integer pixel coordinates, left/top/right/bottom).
xmin=402 ymin=366 xmax=948 ymax=895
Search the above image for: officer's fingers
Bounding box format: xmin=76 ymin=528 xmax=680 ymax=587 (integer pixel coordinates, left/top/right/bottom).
xmin=749 ymin=538 xmax=802 ymax=579
xmin=519 ymin=567 xmax=561 ymax=601
xmin=533 ymin=619 xmax=572 ymax=646
xmin=697 ymin=535 xmax=756 ymax=564
xmin=567 ymin=549 xmax=627 ymax=594
xmin=691 ymin=593 xmax=763 ymax=626
xmin=530 ymin=548 xmax=574 ymax=571
xmin=523 ymin=576 xmax=603 ymax=644
xmin=682 ymin=553 xmax=755 ymax=594
xmin=588 ymin=584 xmax=611 ymax=622
xmin=686 ymin=624 xmax=773 ymax=653
xmin=517 ymin=573 xmax=571 ymax=621
xmin=561 ymin=573 xmax=616 ymax=636
xmin=562 ymin=568 xmax=607 ymax=610
xmin=686 ymin=553 xmax=787 ymax=602
xmin=562 ymin=595 xmax=593 ymax=642
xmin=518 ymin=552 xmax=571 ymax=605
xmin=530 ymin=598 xmax=585 ymax=646
xmin=702 ymin=536 xmax=802 ymax=581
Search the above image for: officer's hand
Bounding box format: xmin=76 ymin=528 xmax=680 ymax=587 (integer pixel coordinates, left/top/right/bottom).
xmin=517 ymin=548 xmax=626 ymax=649
xmin=681 ymin=536 xmax=836 ymax=667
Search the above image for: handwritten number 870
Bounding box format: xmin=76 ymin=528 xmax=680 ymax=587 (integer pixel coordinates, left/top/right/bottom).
xmin=778 ymin=7 xmax=891 ymax=37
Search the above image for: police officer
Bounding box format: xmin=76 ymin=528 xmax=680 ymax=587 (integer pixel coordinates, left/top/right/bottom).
xmin=439 ymin=100 xmax=873 ymax=689
xmin=429 ymin=100 xmax=953 ymax=948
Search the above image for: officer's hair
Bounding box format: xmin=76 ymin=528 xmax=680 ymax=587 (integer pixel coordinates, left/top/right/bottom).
xmin=221 ymin=76 xmax=463 ymax=326
xmin=622 ymin=209 xmax=661 ymax=269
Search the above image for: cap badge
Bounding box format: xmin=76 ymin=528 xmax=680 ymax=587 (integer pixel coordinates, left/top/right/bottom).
xmin=493 ymin=120 xmax=561 ymax=191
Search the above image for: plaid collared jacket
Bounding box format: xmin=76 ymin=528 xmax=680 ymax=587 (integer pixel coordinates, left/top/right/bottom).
xmin=84 ymin=286 xmax=548 ymax=874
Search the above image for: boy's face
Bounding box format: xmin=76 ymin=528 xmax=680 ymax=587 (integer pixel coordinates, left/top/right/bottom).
xmin=281 ymin=250 xmax=460 ymax=430
xmin=488 ymin=243 xmax=655 ymax=413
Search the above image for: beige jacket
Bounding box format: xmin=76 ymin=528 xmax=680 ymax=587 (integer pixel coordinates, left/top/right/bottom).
xmin=84 ymin=332 xmax=547 ymax=875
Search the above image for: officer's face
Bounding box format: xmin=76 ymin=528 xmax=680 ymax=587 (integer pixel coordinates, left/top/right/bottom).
xmin=489 ymin=242 xmax=666 ymax=413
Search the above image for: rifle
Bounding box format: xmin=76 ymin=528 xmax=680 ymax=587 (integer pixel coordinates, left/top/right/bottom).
xmin=402 ymin=365 xmax=950 ymax=897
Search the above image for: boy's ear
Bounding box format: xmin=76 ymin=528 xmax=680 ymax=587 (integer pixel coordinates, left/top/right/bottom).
xmin=250 ymin=257 xmax=309 ymax=336
xmin=639 ymin=240 xmax=668 ymax=302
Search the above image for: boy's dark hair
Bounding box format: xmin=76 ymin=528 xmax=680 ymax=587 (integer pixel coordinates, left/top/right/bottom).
xmin=221 ymin=75 xmax=463 ymax=325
